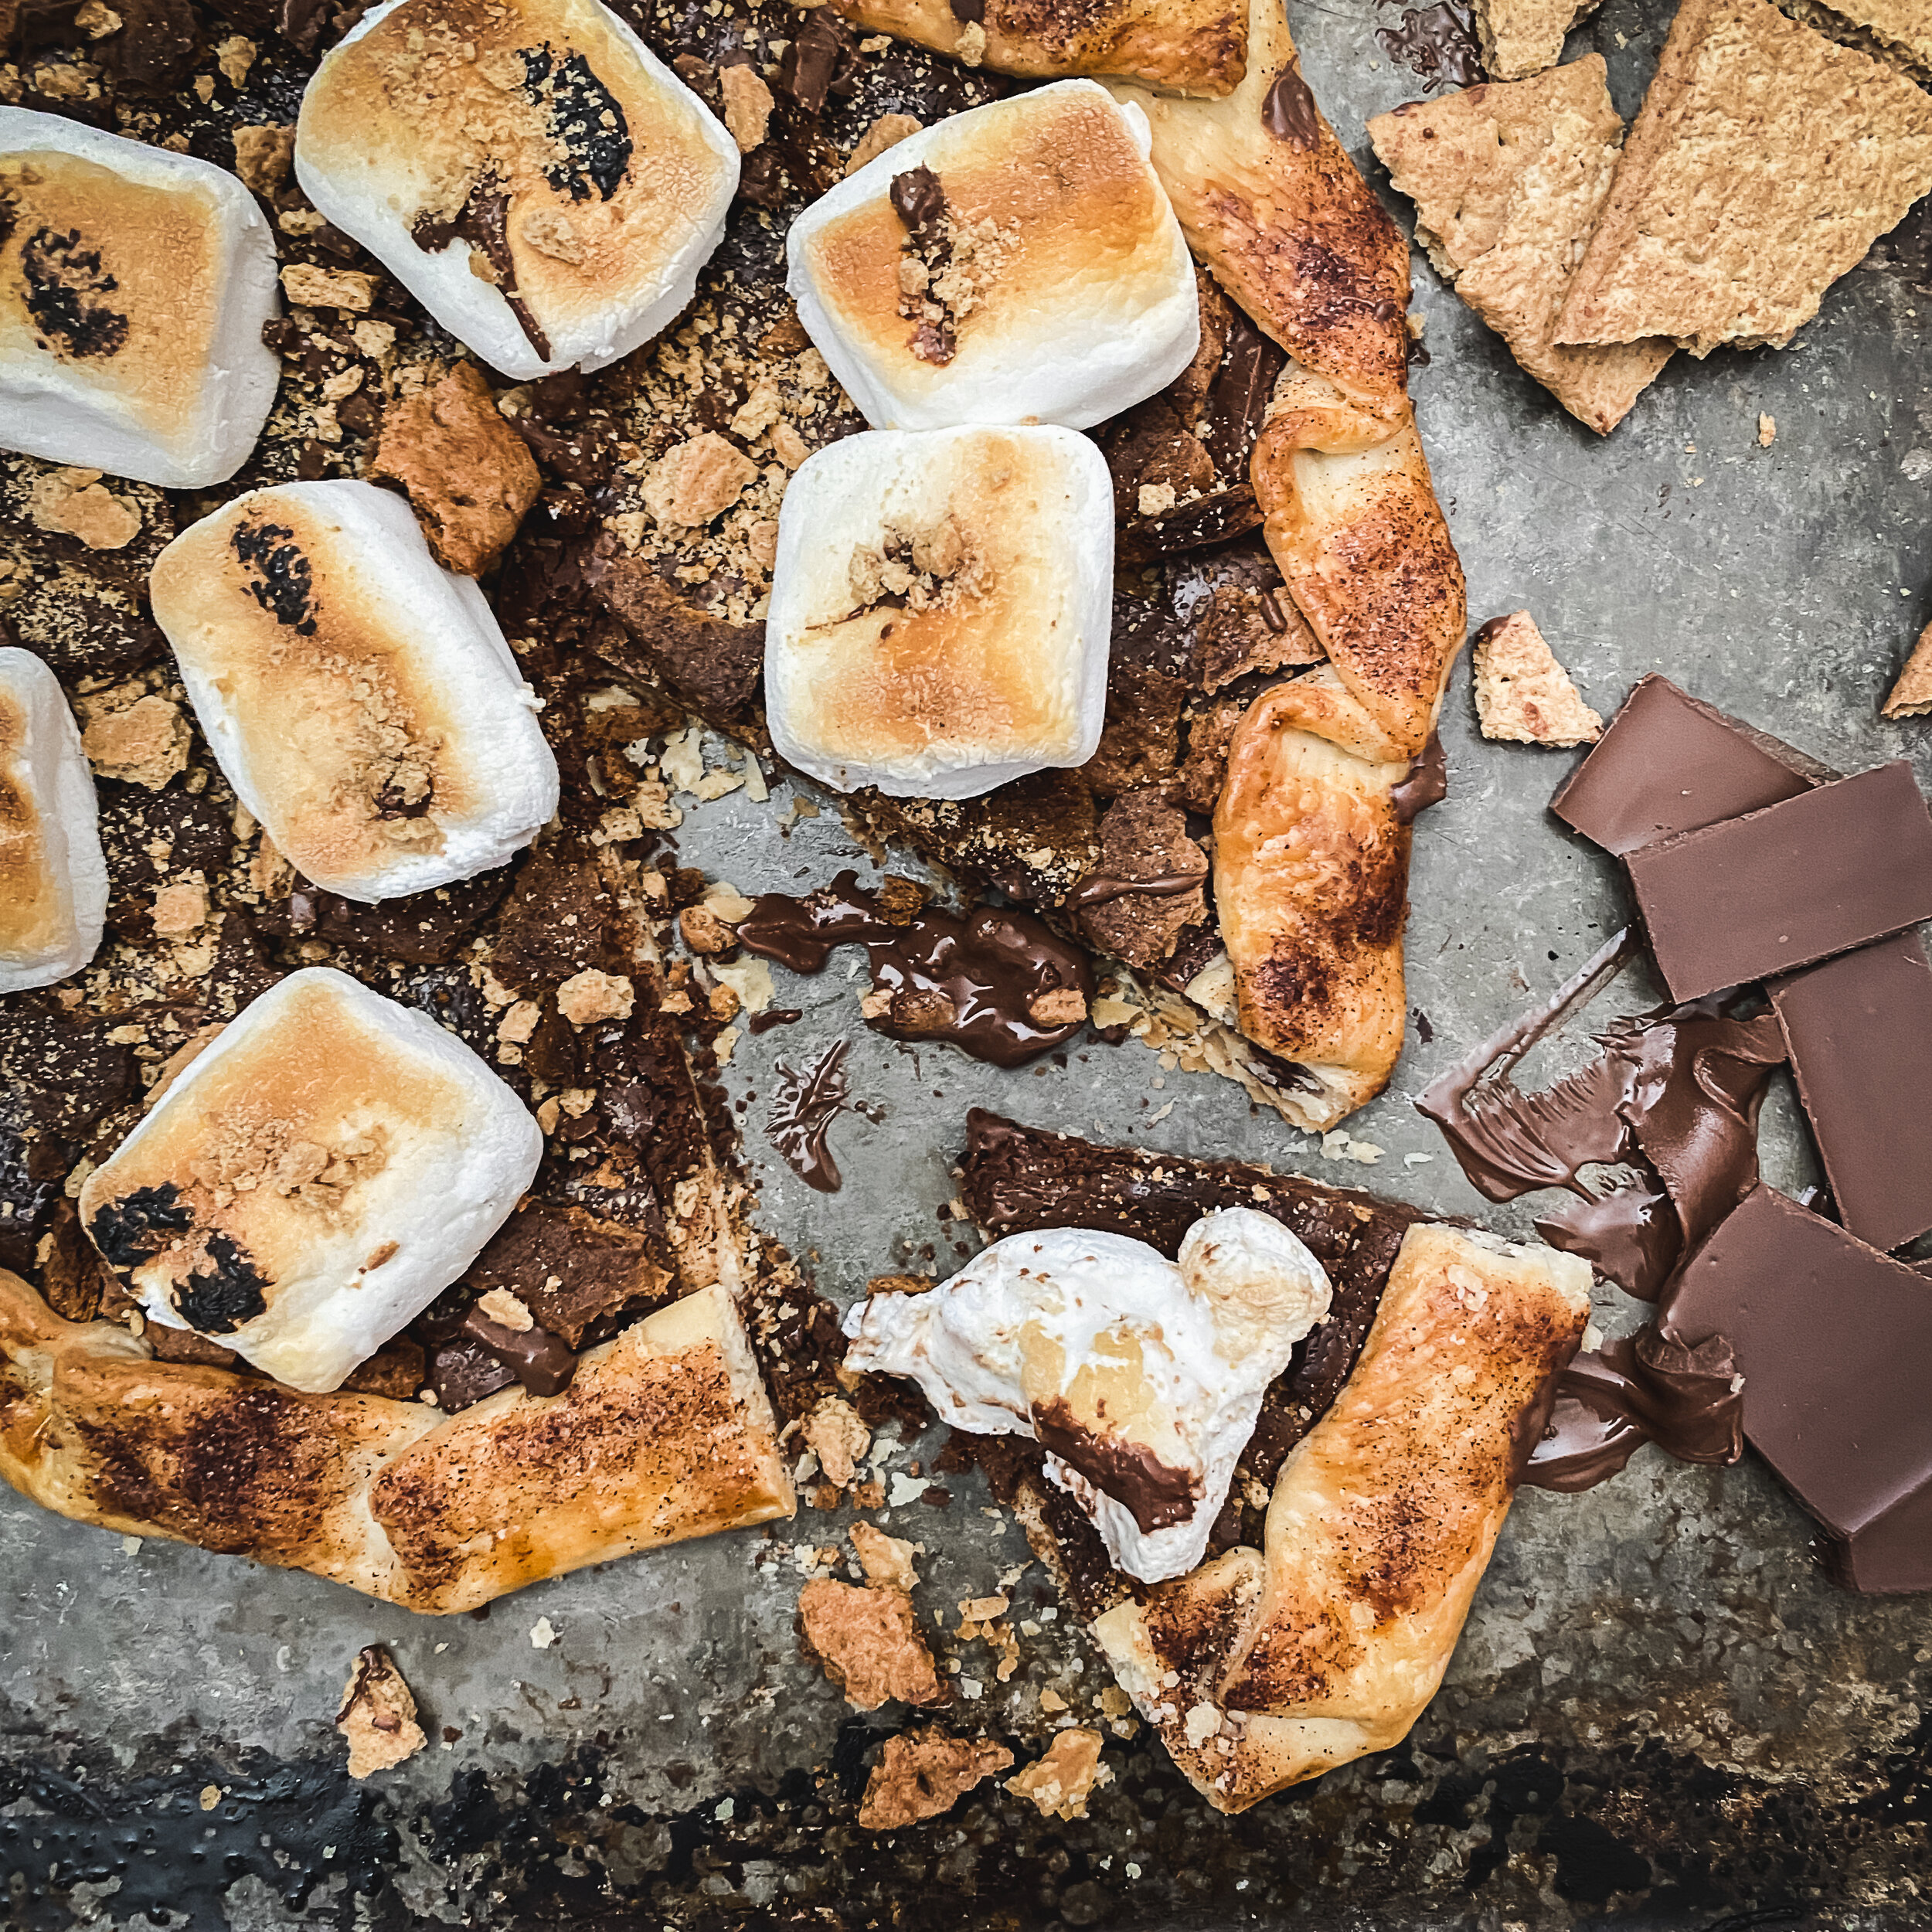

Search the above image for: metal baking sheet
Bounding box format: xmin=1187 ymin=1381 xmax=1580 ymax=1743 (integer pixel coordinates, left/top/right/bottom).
xmin=4 ymin=0 xmax=1930 ymax=1924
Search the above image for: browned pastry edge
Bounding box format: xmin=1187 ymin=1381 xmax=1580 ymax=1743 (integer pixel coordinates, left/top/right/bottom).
xmin=0 ymin=1267 xmax=794 ymax=1612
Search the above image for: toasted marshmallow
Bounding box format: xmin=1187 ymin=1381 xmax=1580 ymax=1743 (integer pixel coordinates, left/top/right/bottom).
xmin=0 ymin=647 xmax=107 ymax=992
xmin=842 ymin=1210 xmax=1332 ymax=1583
xmin=295 ymin=0 xmax=737 ymax=381
xmin=80 ymin=968 xmax=543 ymax=1392
xmin=150 ymin=480 xmax=558 ymax=904
xmin=787 ymin=80 xmax=1198 ymax=431
xmin=766 ymin=425 xmax=1112 ymax=800
xmin=0 ymin=110 xmax=280 ymax=488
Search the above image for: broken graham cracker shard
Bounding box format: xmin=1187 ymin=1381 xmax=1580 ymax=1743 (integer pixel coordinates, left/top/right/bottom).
xmin=858 ymin=1729 xmax=1013 ymax=1831
xmin=1471 ymin=0 xmax=1606 ymax=80
xmin=337 ymin=1645 xmax=426 ymax=1779
xmin=1625 ymin=761 xmax=1932 ymax=1002
xmin=150 ymin=480 xmax=560 ymax=904
xmin=1554 ymin=0 xmax=1932 ymax=358
xmin=1883 ymin=620 xmax=1932 ymax=719
xmin=1777 ymin=0 xmax=1932 ymax=89
xmin=1472 ymin=611 xmax=1602 ymax=745
xmin=1368 ymin=60 xmax=1673 ymax=436
xmin=798 ymin=1579 xmax=944 ymax=1710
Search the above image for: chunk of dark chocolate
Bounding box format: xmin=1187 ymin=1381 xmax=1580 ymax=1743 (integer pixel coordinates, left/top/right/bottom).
xmin=1626 ymin=764 xmax=1932 ymax=1002
xmin=1549 ymin=673 xmax=1831 ymax=855
xmin=1664 ymin=1186 xmax=1932 ymax=1594
xmin=1769 ymin=934 xmax=1932 ymax=1255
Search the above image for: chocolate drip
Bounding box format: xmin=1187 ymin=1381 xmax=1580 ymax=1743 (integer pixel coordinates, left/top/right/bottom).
xmin=1062 ymin=867 xmax=1209 ymax=913
xmin=1417 ymin=930 xmax=1787 ymax=1298
xmin=767 ymin=1039 xmax=852 ymax=1192
xmin=1374 ymin=2 xmax=1487 ymax=90
xmin=1260 ymin=59 xmax=1321 ymax=148
xmin=412 ymin=182 xmax=551 ymax=362
xmin=1032 ymin=1396 xmax=1202 ymax=1533
xmin=461 ymin=1303 xmax=577 ymax=1396
xmin=1390 ymin=732 xmax=1447 ymax=824
xmin=747 ymin=1007 xmax=804 ymax=1036
xmin=736 ymin=871 xmax=1094 ymax=1070
xmin=1523 ymin=1327 xmax=1743 ymax=1492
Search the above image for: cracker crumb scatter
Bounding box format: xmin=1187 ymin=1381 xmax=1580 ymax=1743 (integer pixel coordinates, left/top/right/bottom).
xmin=851 ymin=1521 xmax=920 ymax=1591
xmin=801 ymin=1396 xmax=871 ymax=1486
xmin=150 ymin=881 xmax=209 ymax=937
xmin=336 ymin=1647 xmax=426 ymax=1779
xmin=798 ymin=1580 xmax=942 ymax=1709
xmin=79 ymin=688 xmax=190 ymax=788
xmin=858 ymin=1729 xmax=1012 ymax=1829
xmin=556 ymin=969 xmax=634 ymax=1026
xmin=848 ymin=111 xmax=922 ymax=175
xmin=1883 ymin=621 xmax=1932 ymax=718
xmin=29 ymin=466 xmax=139 ymax=548
xmin=1008 ymin=1727 xmax=1114 ymax=1820
xmin=199 ymin=1784 xmax=220 ymax=1811
xmin=643 ymin=432 xmax=759 ymax=528
xmin=1758 ymin=412 xmax=1777 ymax=446
xmin=1473 ymin=611 xmax=1604 ymax=746
xmin=475 ymin=1287 xmax=534 ymax=1331
xmin=281 ymin=264 xmax=379 ymax=311
xmin=1039 ymin=1686 xmax=1069 ymax=1712
xmin=719 ymin=62 xmax=774 ymax=151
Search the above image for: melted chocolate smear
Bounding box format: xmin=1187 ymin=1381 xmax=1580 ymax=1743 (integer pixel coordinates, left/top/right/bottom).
xmin=1390 ymin=731 xmax=1447 ymax=825
xmin=1417 ymin=930 xmax=1787 ymax=1298
xmin=1033 ymin=1396 xmax=1203 ymax=1533
xmin=461 ymin=1303 xmax=577 ymax=1396
xmin=891 ymin=164 xmax=957 ymax=365
xmin=776 ymin=6 xmax=859 ymax=116
xmin=1374 ymin=1 xmax=1487 ymax=89
xmin=520 ymin=46 xmax=631 ymax=202
xmin=889 ymin=164 xmax=947 ymax=244
xmin=747 ymin=1007 xmax=804 ymax=1035
xmin=231 ymin=520 xmax=318 ymax=634
xmin=1200 ymin=307 xmax=1285 ymax=481
xmin=412 ymin=182 xmax=551 ymax=362
xmin=1260 ymin=60 xmax=1321 ymax=148
xmin=767 ymin=1039 xmax=852 ymax=1193
xmin=1062 ymin=867 xmax=1209 ymax=913
xmin=1523 ymin=1327 xmax=1743 ymax=1492
xmin=736 ymin=871 xmax=1094 ymax=1070
xmin=19 ymin=225 xmax=128 ymax=359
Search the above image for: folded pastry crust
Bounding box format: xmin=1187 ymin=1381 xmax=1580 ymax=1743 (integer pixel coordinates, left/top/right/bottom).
xmin=1213 ymin=671 xmax=1412 ymax=1131
xmin=1093 ymin=1224 xmax=1591 ymax=1812
xmin=826 ymin=0 xmax=1250 ymax=97
xmin=0 ymin=1270 xmax=794 ymax=1612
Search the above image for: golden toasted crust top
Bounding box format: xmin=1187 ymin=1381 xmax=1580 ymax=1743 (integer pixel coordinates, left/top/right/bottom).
xmin=0 ymin=149 xmax=222 ymax=433
xmin=0 ymin=687 xmax=63 ymax=962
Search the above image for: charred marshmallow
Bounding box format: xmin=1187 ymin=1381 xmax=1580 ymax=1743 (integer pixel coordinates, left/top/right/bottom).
xmin=787 ymin=80 xmax=1199 ymax=431
xmin=295 ymin=0 xmax=738 ymax=381
xmin=0 ymin=109 xmax=280 ymax=487
xmin=842 ymin=1209 xmax=1332 ymax=1583
xmin=0 ymin=647 xmax=107 ymax=992
xmin=150 ymin=480 xmax=558 ymax=904
xmin=765 ymin=424 xmax=1113 ymax=800
xmin=80 ymin=968 xmax=543 ymax=1393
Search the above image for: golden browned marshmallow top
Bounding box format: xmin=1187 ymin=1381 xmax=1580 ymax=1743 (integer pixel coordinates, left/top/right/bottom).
xmin=0 ymin=683 xmax=60 ymax=962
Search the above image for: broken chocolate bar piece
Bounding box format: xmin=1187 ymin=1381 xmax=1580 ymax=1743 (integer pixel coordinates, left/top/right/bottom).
xmin=1665 ymin=1185 xmax=1932 ymax=1594
xmin=1626 ymin=763 xmax=1932 ymax=1002
xmin=1549 ymin=672 xmax=1831 ymax=855
xmin=1770 ymin=934 xmax=1932 ymax=1253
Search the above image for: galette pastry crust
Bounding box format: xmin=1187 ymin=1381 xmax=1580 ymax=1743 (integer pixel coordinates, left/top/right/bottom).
xmin=0 ymin=1270 xmax=794 ymax=1612
xmin=827 ymin=0 xmax=1250 ymax=97
xmin=1092 ymin=1225 xmax=1591 ymax=1812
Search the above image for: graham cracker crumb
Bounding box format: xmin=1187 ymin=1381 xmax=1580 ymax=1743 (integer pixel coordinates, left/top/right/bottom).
xmin=642 ymin=432 xmax=760 ymax=529
xmin=29 ymin=467 xmax=140 ymax=549
xmin=1758 ymin=412 xmax=1777 ymax=447
xmin=336 ymin=1645 xmax=426 ymax=1780
xmin=1882 ymin=620 xmax=1932 ymax=719
xmin=851 ymin=1521 xmax=920 ymax=1592
xmin=801 ymin=1396 xmax=870 ymax=1488
xmin=858 ymin=1729 xmax=1012 ymax=1830
xmin=719 ymin=62 xmax=774 ymax=151
xmin=1473 ymin=611 xmax=1604 ymax=746
xmin=281 ymin=264 xmax=378 ymax=311
xmin=79 ymin=687 xmax=191 ymax=788
xmin=798 ymin=1580 xmax=942 ymax=1710
xmin=1007 ymin=1727 xmax=1113 ymax=1821
xmin=233 ymin=124 xmax=292 ymax=196
xmin=848 ymin=111 xmax=922 ymax=175
xmin=556 ymin=968 xmax=635 ymax=1026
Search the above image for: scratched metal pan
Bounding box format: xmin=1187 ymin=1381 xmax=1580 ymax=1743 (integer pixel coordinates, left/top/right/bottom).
xmin=3 ymin=0 xmax=1930 ymax=1923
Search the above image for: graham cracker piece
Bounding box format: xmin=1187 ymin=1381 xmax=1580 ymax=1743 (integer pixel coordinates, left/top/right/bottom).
xmin=1556 ymin=0 xmax=1932 ymax=357
xmin=1472 ymin=0 xmax=1606 ymax=79
xmin=1883 ymin=621 xmax=1932 ymax=719
xmin=1473 ymin=611 xmax=1604 ymax=745
xmin=1369 ymin=60 xmax=1673 ymax=435
xmin=1779 ymin=0 xmax=1932 ymax=87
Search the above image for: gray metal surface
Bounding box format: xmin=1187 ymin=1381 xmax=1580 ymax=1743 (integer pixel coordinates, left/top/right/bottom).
xmin=5 ymin=1 xmax=1930 ymax=1926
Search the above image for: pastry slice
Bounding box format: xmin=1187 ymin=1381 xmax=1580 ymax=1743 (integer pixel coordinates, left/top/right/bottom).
xmin=1093 ymin=1223 xmax=1591 ymax=1812
xmin=1777 ymin=0 xmax=1932 ymax=87
xmin=1471 ymin=0 xmax=1604 ymax=79
xmin=1369 ymin=60 xmax=1673 ymax=436
xmin=1556 ymin=0 xmax=1932 ymax=356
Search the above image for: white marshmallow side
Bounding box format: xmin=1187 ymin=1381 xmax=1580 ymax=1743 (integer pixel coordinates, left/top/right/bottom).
xmin=294 ymin=0 xmax=737 ymax=381
xmin=0 ymin=646 xmax=106 ymax=992
xmin=765 ymin=425 xmax=1113 ymax=801
xmin=153 ymin=480 xmax=560 ymax=903
xmin=0 ymin=109 xmax=281 ymax=488
xmin=787 ymin=82 xmax=1199 ymax=431
xmin=107 ymin=968 xmax=543 ymax=1390
xmin=842 ymin=1211 xmax=1332 ymax=1583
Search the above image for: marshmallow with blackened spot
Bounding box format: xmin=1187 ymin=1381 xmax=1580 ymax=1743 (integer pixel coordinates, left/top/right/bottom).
xmin=766 ymin=424 xmax=1113 ymax=800
xmin=842 ymin=1209 xmax=1332 ymax=1583
xmin=0 ymin=647 xmax=107 ymax=992
xmin=80 ymin=968 xmax=543 ymax=1393
xmin=0 ymin=109 xmax=280 ymax=488
xmin=787 ymin=80 xmax=1199 ymax=431
xmin=150 ymin=480 xmax=558 ymax=904
xmin=294 ymin=0 xmax=738 ymax=381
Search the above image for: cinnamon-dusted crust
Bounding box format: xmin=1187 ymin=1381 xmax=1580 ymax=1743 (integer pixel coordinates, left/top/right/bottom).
xmin=1109 ymin=0 xmax=1412 ymax=425
xmin=1212 ymin=672 xmax=1412 ymax=1131
xmin=1555 ymin=0 xmax=1932 ymax=357
xmin=1092 ymin=1224 xmax=1591 ymax=1812
xmin=826 ymin=0 xmax=1249 ymax=97
xmin=0 ymin=1270 xmax=794 ymax=1612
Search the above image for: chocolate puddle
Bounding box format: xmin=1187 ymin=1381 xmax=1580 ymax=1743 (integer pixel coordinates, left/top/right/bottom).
xmin=1374 ymin=0 xmax=1487 ymax=88
xmin=736 ymin=870 xmax=1094 ymax=1069
xmin=767 ymin=1039 xmax=852 ymax=1192
xmin=1522 ymin=1328 xmax=1743 ymax=1492
xmin=1417 ymin=930 xmax=1787 ymax=1298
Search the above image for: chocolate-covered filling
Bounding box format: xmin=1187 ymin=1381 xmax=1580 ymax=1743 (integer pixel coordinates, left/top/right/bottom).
xmin=1032 ymin=1396 xmax=1203 ymax=1533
